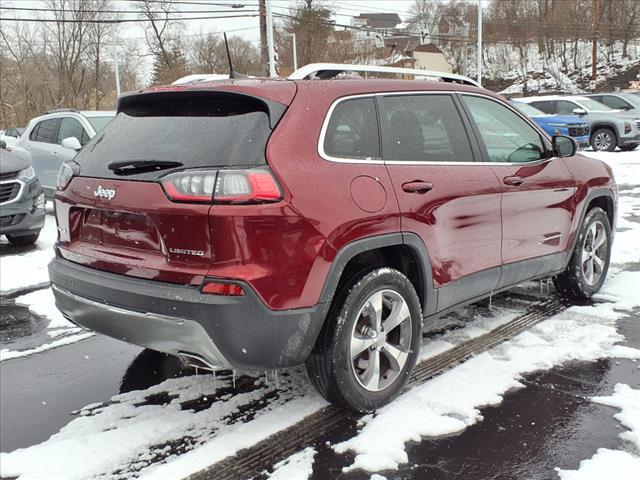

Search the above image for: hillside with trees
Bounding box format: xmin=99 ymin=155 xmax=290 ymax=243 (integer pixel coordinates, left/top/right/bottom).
xmin=1 ymin=0 xmax=639 ymax=129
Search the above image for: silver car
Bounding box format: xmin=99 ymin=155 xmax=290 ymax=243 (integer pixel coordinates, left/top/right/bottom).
xmin=585 ymin=92 xmax=640 ymax=116
xmin=14 ymin=109 xmax=115 ymax=195
xmin=518 ymin=95 xmax=640 ymax=152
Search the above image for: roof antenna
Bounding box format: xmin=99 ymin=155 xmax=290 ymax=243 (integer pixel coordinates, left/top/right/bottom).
xmin=223 ymin=32 xmax=248 ymax=79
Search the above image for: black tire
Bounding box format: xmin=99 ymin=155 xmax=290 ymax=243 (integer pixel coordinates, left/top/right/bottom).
xmin=554 ymin=207 xmax=611 ymax=300
xmin=590 ymin=128 xmax=617 ymax=152
xmin=6 ymin=231 xmax=40 ymax=246
xmin=306 ymin=268 xmax=422 ymax=412
xmin=619 ymin=144 xmax=639 ymax=152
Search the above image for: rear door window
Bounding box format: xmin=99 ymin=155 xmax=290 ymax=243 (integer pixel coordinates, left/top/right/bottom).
xmin=530 ymin=101 xmax=556 ymax=114
xmin=462 ymin=95 xmax=545 ymax=163
xmin=382 ymin=94 xmax=473 ymax=162
xmin=30 ymin=118 xmax=61 ymax=143
xmin=323 ymin=97 xmax=380 ymax=159
xmin=86 ymin=116 xmax=114 ymax=133
xmin=76 ymin=92 xmax=276 ymax=181
xmin=599 ymin=95 xmax=632 ymax=110
xmin=556 ymin=101 xmax=580 ymax=115
xmin=58 ymin=118 xmax=90 ymax=146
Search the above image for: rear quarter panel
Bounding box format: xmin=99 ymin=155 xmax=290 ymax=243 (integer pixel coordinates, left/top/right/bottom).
xmin=561 ymin=154 xmax=617 ymax=247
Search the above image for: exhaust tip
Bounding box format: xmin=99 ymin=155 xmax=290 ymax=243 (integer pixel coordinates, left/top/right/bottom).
xmin=177 ymin=351 xmax=220 ymax=371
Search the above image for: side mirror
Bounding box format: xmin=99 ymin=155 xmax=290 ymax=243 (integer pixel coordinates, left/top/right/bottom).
xmin=61 ymin=136 xmax=82 ymax=151
xmin=0 ymin=140 xmax=6 ymax=150
xmin=553 ymin=135 xmax=577 ymax=158
xmin=572 ymin=108 xmax=587 ymax=116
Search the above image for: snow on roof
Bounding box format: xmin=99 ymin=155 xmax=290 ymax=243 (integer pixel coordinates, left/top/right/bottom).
xmin=172 ymin=74 xmax=229 ymax=85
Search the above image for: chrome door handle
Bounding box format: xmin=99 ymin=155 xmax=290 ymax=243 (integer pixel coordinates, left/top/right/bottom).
xmin=503 ymin=176 xmax=524 ymax=186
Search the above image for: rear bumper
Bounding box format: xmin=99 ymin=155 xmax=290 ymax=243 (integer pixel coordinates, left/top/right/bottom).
xmin=49 ymin=257 xmax=327 ymax=370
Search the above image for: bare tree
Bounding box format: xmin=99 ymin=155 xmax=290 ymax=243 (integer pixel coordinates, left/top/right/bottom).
xmin=87 ymin=0 xmax=118 ymax=109
xmin=138 ymin=0 xmax=189 ymax=84
xmin=42 ymin=0 xmax=100 ymax=108
xmin=279 ymin=0 xmax=334 ymax=67
xmin=408 ymin=0 xmax=442 ymax=33
xmin=191 ymin=32 xmax=225 ymax=74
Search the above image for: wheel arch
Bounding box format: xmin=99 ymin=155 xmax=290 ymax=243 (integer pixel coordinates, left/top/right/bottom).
xmin=590 ymin=123 xmax=619 ymax=141
xmin=318 ymin=233 xmax=436 ymax=318
xmin=564 ymin=188 xmax=616 ymax=268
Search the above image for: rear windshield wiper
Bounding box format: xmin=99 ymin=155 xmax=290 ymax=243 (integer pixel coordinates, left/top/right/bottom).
xmin=108 ymin=160 xmax=183 ymax=175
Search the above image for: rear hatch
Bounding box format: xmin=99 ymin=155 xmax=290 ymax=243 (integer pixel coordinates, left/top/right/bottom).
xmin=55 ymin=85 xmax=294 ymax=285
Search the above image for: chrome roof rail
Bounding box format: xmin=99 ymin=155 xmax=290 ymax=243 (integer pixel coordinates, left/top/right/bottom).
xmin=288 ymin=63 xmax=480 ymax=87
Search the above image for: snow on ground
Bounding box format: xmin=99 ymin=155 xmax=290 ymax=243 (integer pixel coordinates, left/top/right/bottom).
xmin=0 ymin=295 xmax=536 ymax=480
xmin=0 ymin=150 xmax=638 ymax=479
xmin=557 ymin=384 xmax=640 ymax=480
xmin=0 ymin=214 xmax=56 ymax=294
xmin=15 ymin=288 xmax=80 ymax=335
xmin=0 ymin=369 xmax=326 ymax=480
xmin=0 ymin=287 xmax=91 ymax=361
xmin=268 ymin=447 xmax=317 ymax=480
xmin=333 ymin=292 xmax=640 ymax=473
xmin=333 ymin=150 xmax=640 ymax=474
xmin=582 ymin=150 xmax=640 ymax=267
xmin=0 ymin=331 xmax=93 ymax=362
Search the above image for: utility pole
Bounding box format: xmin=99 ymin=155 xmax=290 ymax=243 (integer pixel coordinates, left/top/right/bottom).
xmin=259 ymin=0 xmax=268 ymax=76
xmin=463 ymin=23 xmax=469 ymax=77
xmin=113 ymin=43 xmax=121 ymax=98
xmin=266 ymin=0 xmax=276 ymax=77
xmin=292 ymin=33 xmax=298 ymax=71
xmin=591 ymin=0 xmax=600 ymax=90
xmin=477 ymin=0 xmax=482 ymax=86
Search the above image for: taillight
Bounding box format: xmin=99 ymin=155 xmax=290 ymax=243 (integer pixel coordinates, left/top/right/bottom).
xmin=57 ymin=161 xmax=80 ymax=191
xmin=160 ymin=167 xmax=283 ymax=204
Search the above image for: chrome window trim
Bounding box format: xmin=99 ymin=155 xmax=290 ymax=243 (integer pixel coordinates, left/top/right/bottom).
xmin=317 ymin=90 xmax=557 ymax=167
xmin=0 ymin=179 xmax=25 ymax=206
xmin=317 ymin=92 xmax=385 ymax=165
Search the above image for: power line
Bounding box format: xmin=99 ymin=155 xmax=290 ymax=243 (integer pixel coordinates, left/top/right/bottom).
xmin=0 ymin=6 xmax=260 ymax=15
xmin=0 ymin=13 xmax=260 ymax=23
xmin=116 ymin=0 xmax=257 ymax=7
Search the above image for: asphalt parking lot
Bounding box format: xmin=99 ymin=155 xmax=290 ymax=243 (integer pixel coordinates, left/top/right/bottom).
xmin=1 ymin=150 xmax=639 ymax=480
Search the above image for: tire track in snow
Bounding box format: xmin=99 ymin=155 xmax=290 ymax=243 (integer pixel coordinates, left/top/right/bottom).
xmin=189 ymin=297 xmax=570 ymax=480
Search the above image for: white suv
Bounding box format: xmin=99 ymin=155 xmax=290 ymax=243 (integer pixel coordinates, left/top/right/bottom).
xmin=14 ymin=109 xmax=115 ymax=195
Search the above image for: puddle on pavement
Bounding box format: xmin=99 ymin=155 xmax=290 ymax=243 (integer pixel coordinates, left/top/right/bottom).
xmin=0 ymin=301 xmax=49 ymax=349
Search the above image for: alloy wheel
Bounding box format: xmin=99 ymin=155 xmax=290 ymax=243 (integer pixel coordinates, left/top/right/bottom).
xmin=582 ymin=220 xmax=608 ymax=286
xmin=593 ymin=132 xmax=613 ymax=151
xmin=350 ymin=289 xmax=412 ymax=392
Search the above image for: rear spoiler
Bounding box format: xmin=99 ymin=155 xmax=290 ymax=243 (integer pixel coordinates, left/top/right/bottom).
xmin=116 ymin=89 xmax=288 ymax=130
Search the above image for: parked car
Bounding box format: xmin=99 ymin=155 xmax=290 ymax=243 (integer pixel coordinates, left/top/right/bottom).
xmin=49 ymin=64 xmax=617 ymax=412
xmin=0 ymin=127 xmax=24 ymax=151
xmin=14 ymin=109 xmax=115 ymax=195
xmin=510 ymin=101 xmax=590 ymax=148
xmin=518 ymin=95 xmax=640 ymax=152
xmin=0 ymin=143 xmax=45 ymax=246
xmin=585 ymin=92 xmax=640 ymax=115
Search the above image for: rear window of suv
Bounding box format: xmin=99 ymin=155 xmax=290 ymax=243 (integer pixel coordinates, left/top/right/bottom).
xmin=76 ymin=92 xmax=274 ymax=180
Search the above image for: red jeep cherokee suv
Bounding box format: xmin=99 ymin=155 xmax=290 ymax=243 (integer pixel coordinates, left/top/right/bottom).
xmin=49 ymin=65 xmax=617 ymax=411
